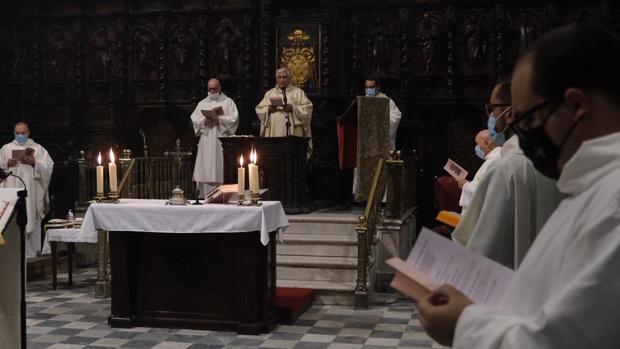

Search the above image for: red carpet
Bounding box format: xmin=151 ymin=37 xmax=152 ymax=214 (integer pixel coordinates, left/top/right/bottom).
xmin=275 ymin=287 xmax=315 ymax=324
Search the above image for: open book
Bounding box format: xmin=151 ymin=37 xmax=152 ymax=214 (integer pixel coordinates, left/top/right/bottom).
xmin=443 ymin=158 xmax=468 ymax=180
xmin=269 ymin=97 xmax=284 ymax=107
xmin=11 ymin=148 xmax=34 ymax=161
xmin=204 ymin=184 xmax=269 ymax=204
xmin=201 ymin=106 xmax=224 ymax=119
xmin=387 ymin=227 xmax=514 ymax=307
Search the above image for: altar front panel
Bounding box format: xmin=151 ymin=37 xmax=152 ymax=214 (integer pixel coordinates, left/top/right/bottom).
xmin=109 ymin=230 xmax=277 ymax=334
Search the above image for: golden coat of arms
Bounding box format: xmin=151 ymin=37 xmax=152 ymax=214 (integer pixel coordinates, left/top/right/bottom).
xmin=280 ymin=29 xmax=316 ymax=87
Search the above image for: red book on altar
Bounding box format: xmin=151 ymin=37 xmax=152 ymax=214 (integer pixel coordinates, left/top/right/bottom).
xmin=337 ymin=99 xmax=358 ymax=170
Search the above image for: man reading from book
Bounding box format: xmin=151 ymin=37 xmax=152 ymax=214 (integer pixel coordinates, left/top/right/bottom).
xmin=417 ymin=25 xmax=620 ymax=348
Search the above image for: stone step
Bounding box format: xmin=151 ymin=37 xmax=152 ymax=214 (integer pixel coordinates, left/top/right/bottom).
xmin=277 ymin=255 xmax=357 ymax=269
xmin=278 ymin=265 xmax=357 ymax=282
xmin=286 ymin=213 xmax=359 ymax=235
xmin=278 ymin=234 xmax=358 ymax=257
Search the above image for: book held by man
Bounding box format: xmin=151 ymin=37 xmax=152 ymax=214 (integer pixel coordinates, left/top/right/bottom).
xmin=387 ymin=227 xmax=514 ymax=307
xmin=443 ymin=158 xmax=468 ymax=180
xmin=201 ymin=106 xmax=224 ymax=119
xmin=269 ymin=97 xmax=284 ymax=107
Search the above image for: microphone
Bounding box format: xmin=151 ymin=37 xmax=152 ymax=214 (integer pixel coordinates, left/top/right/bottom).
xmin=0 ymin=168 xmax=10 ymax=179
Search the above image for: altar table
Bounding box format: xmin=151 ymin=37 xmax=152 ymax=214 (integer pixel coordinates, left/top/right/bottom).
xmin=79 ymin=199 xmax=288 ymax=334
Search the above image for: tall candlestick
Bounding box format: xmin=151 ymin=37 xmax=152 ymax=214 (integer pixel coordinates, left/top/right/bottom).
xmin=238 ymin=155 xmax=246 ymax=197
xmin=108 ymin=148 xmax=118 ymax=193
xmin=96 ymin=152 xmax=104 ymax=194
xmin=248 ymin=149 xmax=259 ymax=194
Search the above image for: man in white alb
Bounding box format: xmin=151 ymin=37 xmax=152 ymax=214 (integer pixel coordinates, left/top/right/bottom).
xmin=418 ymin=24 xmax=620 ymax=349
xmin=0 ymin=122 xmax=54 ymax=257
xmin=190 ymin=78 xmax=239 ymax=195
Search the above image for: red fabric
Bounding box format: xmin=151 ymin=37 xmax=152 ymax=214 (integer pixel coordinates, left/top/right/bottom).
xmin=276 ymin=287 xmax=314 ymax=311
xmin=434 ymin=176 xmax=462 ymax=213
xmin=337 ymin=121 xmax=357 ymax=170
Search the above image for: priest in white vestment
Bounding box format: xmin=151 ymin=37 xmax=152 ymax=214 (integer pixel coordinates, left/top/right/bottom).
xmin=452 ymin=80 xmax=563 ymax=269
xmin=456 ymin=129 xmax=501 ymax=215
xmin=418 ymin=25 xmax=620 ymax=348
xmin=255 ymin=67 xmax=313 ymax=157
xmin=0 ymin=122 xmax=54 ymax=257
xmin=190 ymin=78 xmax=239 ymax=194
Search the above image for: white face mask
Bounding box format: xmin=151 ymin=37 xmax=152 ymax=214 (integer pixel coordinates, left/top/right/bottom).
xmin=207 ymin=92 xmax=220 ymax=100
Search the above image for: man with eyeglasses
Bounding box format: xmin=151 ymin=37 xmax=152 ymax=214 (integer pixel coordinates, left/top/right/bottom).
xmin=0 ymin=121 xmax=54 ymax=257
xmin=418 ymin=24 xmax=620 ymax=348
xmin=452 ymin=77 xmax=562 ymax=269
xmin=190 ymin=78 xmax=239 ymax=196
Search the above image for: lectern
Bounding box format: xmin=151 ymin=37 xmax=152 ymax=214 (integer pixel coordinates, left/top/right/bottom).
xmin=221 ymin=136 xmax=309 ymax=214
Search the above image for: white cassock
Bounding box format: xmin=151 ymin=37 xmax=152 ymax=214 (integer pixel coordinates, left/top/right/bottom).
xmin=255 ymin=84 xmax=313 ymax=157
xmin=452 ymin=135 xmax=563 ymax=268
xmin=459 ymin=146 xmax=502 ymax=215
xmin=352 ymin=92 xmax=402 ymax=196
xmin=190 ymin=93 xmax=239 ymax=192
xmin=454 ymin=131 xmax=620 ymax=349
xmin=0 ymin=139 xmax=54 ymax=257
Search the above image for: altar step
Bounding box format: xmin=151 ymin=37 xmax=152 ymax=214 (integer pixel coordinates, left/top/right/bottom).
xmin=277 ymin=209 xmax=362 ymax=306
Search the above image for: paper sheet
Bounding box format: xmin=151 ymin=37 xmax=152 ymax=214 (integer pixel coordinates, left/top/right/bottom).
xmin=443 ymin=158 xmax=468 ymax=180
xmin=387 ymin=227 xmax=514 ymax=307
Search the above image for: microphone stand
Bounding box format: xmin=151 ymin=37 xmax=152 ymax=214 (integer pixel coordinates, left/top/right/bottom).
xmin=281 ymin=87 xmax=291 ymax=137
xmin=1 ymin=169 xmax=28 ymax=349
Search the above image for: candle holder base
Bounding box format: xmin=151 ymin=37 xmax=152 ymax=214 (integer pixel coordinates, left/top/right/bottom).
xmin=94 ymin=192 xmax=106 ymax=202
xmin=249 ymin=192 xmax=262 ymax=206
xmin=107 ymin=191 xmax=120 ymax=203
xmin=237 ymin=194 xmax=246 ymax=206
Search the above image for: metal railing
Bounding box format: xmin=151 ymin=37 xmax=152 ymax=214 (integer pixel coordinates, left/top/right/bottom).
xmin=354 ymin=158 xmax=387 ymax=309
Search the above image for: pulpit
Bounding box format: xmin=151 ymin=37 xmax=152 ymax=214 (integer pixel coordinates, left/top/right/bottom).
xmin=221 ymin=136 xmax=309 ymax=214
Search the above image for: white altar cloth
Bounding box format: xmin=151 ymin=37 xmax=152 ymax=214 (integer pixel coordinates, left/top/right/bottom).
xmin=75 ymin=199 xmax=289 ymax=245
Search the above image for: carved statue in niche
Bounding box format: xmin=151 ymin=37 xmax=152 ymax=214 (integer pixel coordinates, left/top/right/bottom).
xmin=171 ymin=24 xmax=196 ymax=79
xmin=415 ymin=13 xmax=440 ymax=75
xmin=515 ymin=11 xmax=536 ymax=56
xmin=214 ymin=18 xmax=241 ymax=77
xmin=367 ymin=18 xmax=391 ymax=75
xmin=463 ymin=12 xmax=487 ymax=73
xmin=48 ymin=31 xmax=70 ymax=81
xmin=133 ymin=27 xmax=157 ymax=79
xmin=90 ymin=28 xmax=116 ymax=81
xmin=8 ymin=32 xmax=28 ymax=81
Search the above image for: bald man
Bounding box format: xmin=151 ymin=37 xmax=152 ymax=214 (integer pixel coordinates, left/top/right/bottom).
xmin=457 ymin=130 xmax=502 ymax=214
xmin=190 ymin=78 xmax=239 ymax=194
xmin=0 ymin=122 xmax=54 ymax=257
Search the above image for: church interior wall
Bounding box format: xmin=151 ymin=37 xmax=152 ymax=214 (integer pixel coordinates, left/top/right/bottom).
xmin=0 ymin=0 xmax=616 ymax=224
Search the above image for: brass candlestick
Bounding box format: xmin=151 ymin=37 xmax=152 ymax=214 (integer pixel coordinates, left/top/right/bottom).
xmin=237 ymin=193 xmax=245 ymax=205
xmin=94 ymin=192 xmax=106 ymax=202
xmin=107 ymin=191 xmax=120 ymax=203
xmin=250 ymin=191 xmax=261 ymax=206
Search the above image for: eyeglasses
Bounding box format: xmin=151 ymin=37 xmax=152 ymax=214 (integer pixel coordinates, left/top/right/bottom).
xmin=484 ymin=103 xmax=511 ymax=115
xmin=511 ymin=98 xmax=562 ymax=130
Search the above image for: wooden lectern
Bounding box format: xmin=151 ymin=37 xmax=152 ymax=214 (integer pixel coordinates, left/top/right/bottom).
xmin=221 ymin=136 xmax=309 ymax=214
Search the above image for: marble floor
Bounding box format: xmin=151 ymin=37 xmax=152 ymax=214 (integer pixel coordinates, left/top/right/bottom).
xmin=26 ymin=268 xmax=445 ymax=349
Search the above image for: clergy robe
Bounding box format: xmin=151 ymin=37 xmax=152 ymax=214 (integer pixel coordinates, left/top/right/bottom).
xmin=454 ymin=131 xmax=620 ymax=349
xmin=255 ymin=84 xmax=313 ymax=157
xmin=0 ymin=139 xmax=54 ymax=257
xmin=452 ymin=135 xmax=563 ymax=269
xmin=190 ymin=93 xmax=239 ymax=188
xmin=459 ymin=145 xmax=502 ymax=215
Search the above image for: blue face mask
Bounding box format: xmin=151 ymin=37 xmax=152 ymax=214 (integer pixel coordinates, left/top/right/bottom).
xmin=365 ymin=88 xmax=377 ymax=97
xmin=15 ymin=134 xmax=28 ymax=145
xmin=475 ymin=145 xmax=486 ymax=160
xmin=487 ymin=116 xmax=505 ymax=145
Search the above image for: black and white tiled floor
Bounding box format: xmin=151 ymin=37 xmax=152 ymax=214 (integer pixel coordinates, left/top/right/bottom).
xmin=27 ymin=268 xmax=445 ymax=349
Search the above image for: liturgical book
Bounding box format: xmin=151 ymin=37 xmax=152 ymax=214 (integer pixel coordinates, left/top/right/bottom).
xmin=387 ymin=227 xmax=514 ymax=307
xmin=443 ymin=158 xmax=468 ymax=180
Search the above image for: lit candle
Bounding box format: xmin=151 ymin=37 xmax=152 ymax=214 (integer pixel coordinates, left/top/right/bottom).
xmin=238 ymin=155 xmax=245 ymax=197
xmin=248 ymin=148 xmax=259 ymax=194
xmin=108 ymin=148 xmax=118 ymax=193
xmin=96 ymin=152 xmax=104 ymax=194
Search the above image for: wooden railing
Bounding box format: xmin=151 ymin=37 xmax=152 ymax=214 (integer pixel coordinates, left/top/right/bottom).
xmin=76 ymin=144 xmax=193 ymax=210
xmin=354 ymin=158 xmax=387 ymax=309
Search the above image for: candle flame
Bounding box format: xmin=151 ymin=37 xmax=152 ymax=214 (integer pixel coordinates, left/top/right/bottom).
xmin=239 ymin=154 xmax=244 ymax=167
xmin=250 ymin=148 xmax=257 ymax=164
xmin=109 ymin=148 xmax=115 ymax=163
xmin=97 ymin=152 xmax=102 ymax=165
